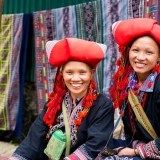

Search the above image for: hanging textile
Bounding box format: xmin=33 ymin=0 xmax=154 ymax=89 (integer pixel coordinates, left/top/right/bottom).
xmin=33 ymin=0 xmax=160 ymax=113
xmin=144 ymin=0 xmax=160 ymax=22
xmin=14 ymin=13 xmax=31 ymax=138
xmin=0 ymin=14 xmax=23 ymax=131
xmin=33 ymin=0 xmax=106 ymax=113
xmin=0 ymin=13 xmax=30 ymax=140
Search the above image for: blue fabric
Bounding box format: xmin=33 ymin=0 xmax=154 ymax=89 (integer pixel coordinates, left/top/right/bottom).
xmin=14 ymin=13 xmax=31 ymax=138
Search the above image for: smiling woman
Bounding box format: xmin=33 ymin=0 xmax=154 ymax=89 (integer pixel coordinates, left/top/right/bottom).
xmin=100 ymin=18 xmax=160 ymax=160
xmin=9 ymin=38 xmax=114 ymax=160
xmin=129 ymin=36 xmax=160 ymax=83
xmin=62 ymin=61 xmax=94 ymax=104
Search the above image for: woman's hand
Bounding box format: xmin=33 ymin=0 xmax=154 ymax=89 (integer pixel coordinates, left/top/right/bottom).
xmin=116 ymin=147 xmax=139 ymax=157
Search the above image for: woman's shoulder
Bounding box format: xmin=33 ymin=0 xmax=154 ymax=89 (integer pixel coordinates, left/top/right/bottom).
xmin=97 ymin=93 xmax=112 ymax=101
xmin=152 ymin=73 xmax=160 ymax=96
xmin=154 ymin=73 xmax=160 ymax=88
xmin=94 ymin=93 xmax=113 ymax=108
xmin=156 ymin=73 xmax=160 ymax=82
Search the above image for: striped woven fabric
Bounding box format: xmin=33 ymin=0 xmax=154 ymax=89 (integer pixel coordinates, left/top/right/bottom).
xmin=33 ymin=1 xmax=106 ymax=113
xmin=0 ymin=14 xmax=23 ymax=130
xmin=32 ymin=0 xmax=159 ymax=113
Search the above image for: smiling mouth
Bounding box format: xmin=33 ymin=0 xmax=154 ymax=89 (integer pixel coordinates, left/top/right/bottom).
xmin=71 ymin=84 xmax=82 ymax=88
xmin=135 ymin=62 xmax=146 ymax=67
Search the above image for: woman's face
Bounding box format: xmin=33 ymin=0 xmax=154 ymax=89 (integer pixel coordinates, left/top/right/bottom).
xmin=129 ymin=36 xmax=160 ymax=81
xmin=62 ymin=61 xmax=93 ymax=99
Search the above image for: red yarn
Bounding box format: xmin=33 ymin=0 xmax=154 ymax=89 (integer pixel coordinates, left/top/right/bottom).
xmin=148 ymin=82 xmax=152 ymax=88
xmin=110 ymin=46 xmax=132 ymax=110
xmin=152 ymin=64 xmax=160 ymax=73
xmin=43 ymin=68 xmax=67 ymax=127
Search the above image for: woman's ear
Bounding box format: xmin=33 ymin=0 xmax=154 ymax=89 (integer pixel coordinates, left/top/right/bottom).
xmin=59 ymin=66 xmax=63 ymax=75
xmin=91 ymin=69 xmax=95 ymax=78
xmin=91 ymin=69 xmax=95 ymax=73
xmin=157 ymin=58 xmax=160 ymax=64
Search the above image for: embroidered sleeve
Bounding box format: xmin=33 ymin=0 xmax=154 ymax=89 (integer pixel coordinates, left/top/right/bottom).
xmin=64 ymin=144 xmax=93 ymax=160
xmin=9 ymin=153 xmax=27 ymax=160
xmin=137 ymin=140 xmax=160 ymax=159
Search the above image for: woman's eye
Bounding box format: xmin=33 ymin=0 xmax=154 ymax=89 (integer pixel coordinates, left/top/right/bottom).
xmin=147 ymin=51 xmax=152 ymax=54
xmin=132 ymin=49 xmax=138 ymax=52
xmin=66 ymin=71 xmax=72 ymax=74
xmin=80 ymin=71 xmax=86 ymax=74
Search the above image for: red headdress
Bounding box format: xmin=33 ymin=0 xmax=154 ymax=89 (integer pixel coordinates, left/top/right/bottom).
xmin=43 ymin=38 xmax=107 ymax=127
xmin=110 ymin=18 xmax=160 ymax=110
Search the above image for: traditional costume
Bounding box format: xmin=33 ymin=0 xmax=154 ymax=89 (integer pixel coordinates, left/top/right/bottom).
xmin=106 ymin=18 xmax=160 ymax=160
xmin=9 ymin=38 xmax=114 ymax=160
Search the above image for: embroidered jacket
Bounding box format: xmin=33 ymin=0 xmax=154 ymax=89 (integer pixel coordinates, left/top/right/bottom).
xmin=9 ymin=94 xmax=114 ymax=160
xmin=123 ymin=73 xmax=160 ymax=159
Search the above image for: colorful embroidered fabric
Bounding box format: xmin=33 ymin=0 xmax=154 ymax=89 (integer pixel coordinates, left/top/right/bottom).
xmin=65 ymin=144 xmax=93 ymax=160
xmin=128 ymin=71 xmax=157 ymax=93
xmin=33 ymin=0 xmax=129 ymax=112
xmin=33 ymin=1 xmax=105 ymax=113
xmin=126 ymin=71 xmax=158 ymax=133
xmin=0 ymin=14 xmax=23 ymax=131
xmin=145 ymin=0 xmax=160 ymax=21
xmin=32 ymin=0 xmax=160 ymax=136
xmin=137 ymin=140 xmax=160 ymax=159
xmin=46 ymin=91 xmax=92 ymax=146
xmin=8 ymin=153 xmax=27 ymax=160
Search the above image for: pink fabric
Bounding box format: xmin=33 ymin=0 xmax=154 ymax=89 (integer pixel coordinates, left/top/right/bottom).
xmin=8 ymin=157 xmax=19 ymax=160
xmin=73 ymin=149 xmax=88 ymax=160
xmin=67 ymin=154 xmax=79 ymax=160
xmin=132 ymin=140 xmax=146 ymax=149
xmin=0 ymin=157 xmax=9 ymax=160
xmin=137 ymin=140 xmax=160 ymax=159
xmin=66 ymin=149 xmax=88 ymax=160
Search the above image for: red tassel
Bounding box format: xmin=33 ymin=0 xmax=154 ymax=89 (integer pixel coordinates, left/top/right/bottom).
xmin=74 ymin=119 xmax=82 ymax=125
xmin=116 ymin=58 xmax=122 ymax=66
xmin=118 ymin=46 xmax=126 ymax=54
xmin=148 ymin=82 xmax=152 ymax=88
xmin=135 ymin=84 xmax=140 ymax=89
xmin=121 ymin=111 xmax=124 ymax=117
xmin=114 ymin=101 xmax=119 ymax=108
xmin=153 ymin=64 xmax=160 ymax=73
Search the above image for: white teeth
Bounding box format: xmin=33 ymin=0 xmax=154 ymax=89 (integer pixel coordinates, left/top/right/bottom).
xmin=135 ymin=62 xmax=145 ymax=67
xmin=71 ymin=84 xmax=82 ymax=87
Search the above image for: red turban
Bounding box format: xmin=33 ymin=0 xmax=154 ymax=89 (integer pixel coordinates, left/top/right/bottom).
xmin=112 ymin=18 xmax=160 ymax=47
xmin=45 ymin=38 xmax=107 ymax=68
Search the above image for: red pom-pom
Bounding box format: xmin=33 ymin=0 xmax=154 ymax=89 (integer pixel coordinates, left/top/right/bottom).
xmin=148 ymin=82 xmax=152 ymax=88
xmin=74 ymin=119 xmax=82 ymax=125
xmin=135 ymin=84 xmax=140 ymax=89
xmin=78 ymin=111 xmax=83 ymax=118
xmin=116 ymin=58 xmax=122 ymax=66
xmin=121 ymin=111 xmax=124 ymax=117
xmin=119 ymin=109 xmax=122 ymax=114
xmin=114 ymin=101 xmax=119 ymax=108
xmin=57 ymin=105 xmax=61 ymax=110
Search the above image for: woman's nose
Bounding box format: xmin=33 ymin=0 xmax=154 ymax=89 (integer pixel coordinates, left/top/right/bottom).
xmin=71 ymin=74 xmax=80 ymax=80
xmin=137 ymin=52 xmax=146 ymax=60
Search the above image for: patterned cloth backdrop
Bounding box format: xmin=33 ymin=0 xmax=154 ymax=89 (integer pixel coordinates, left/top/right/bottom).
xmin=33 ymin=0 xmax=160 ymax=113
xmin=33 ymin=0 xmax=106 ymax=113
xmin=0 ymin=14 xmax=23 ymax=131
xmin=0 ymin=0 xmax=159 ymax=134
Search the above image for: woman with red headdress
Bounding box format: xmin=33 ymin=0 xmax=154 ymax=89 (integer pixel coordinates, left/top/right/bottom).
xmin=97 ymin=18 xmax=160 ymax=160
xmin=9 ymin=38 xmax=114 ymax=160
